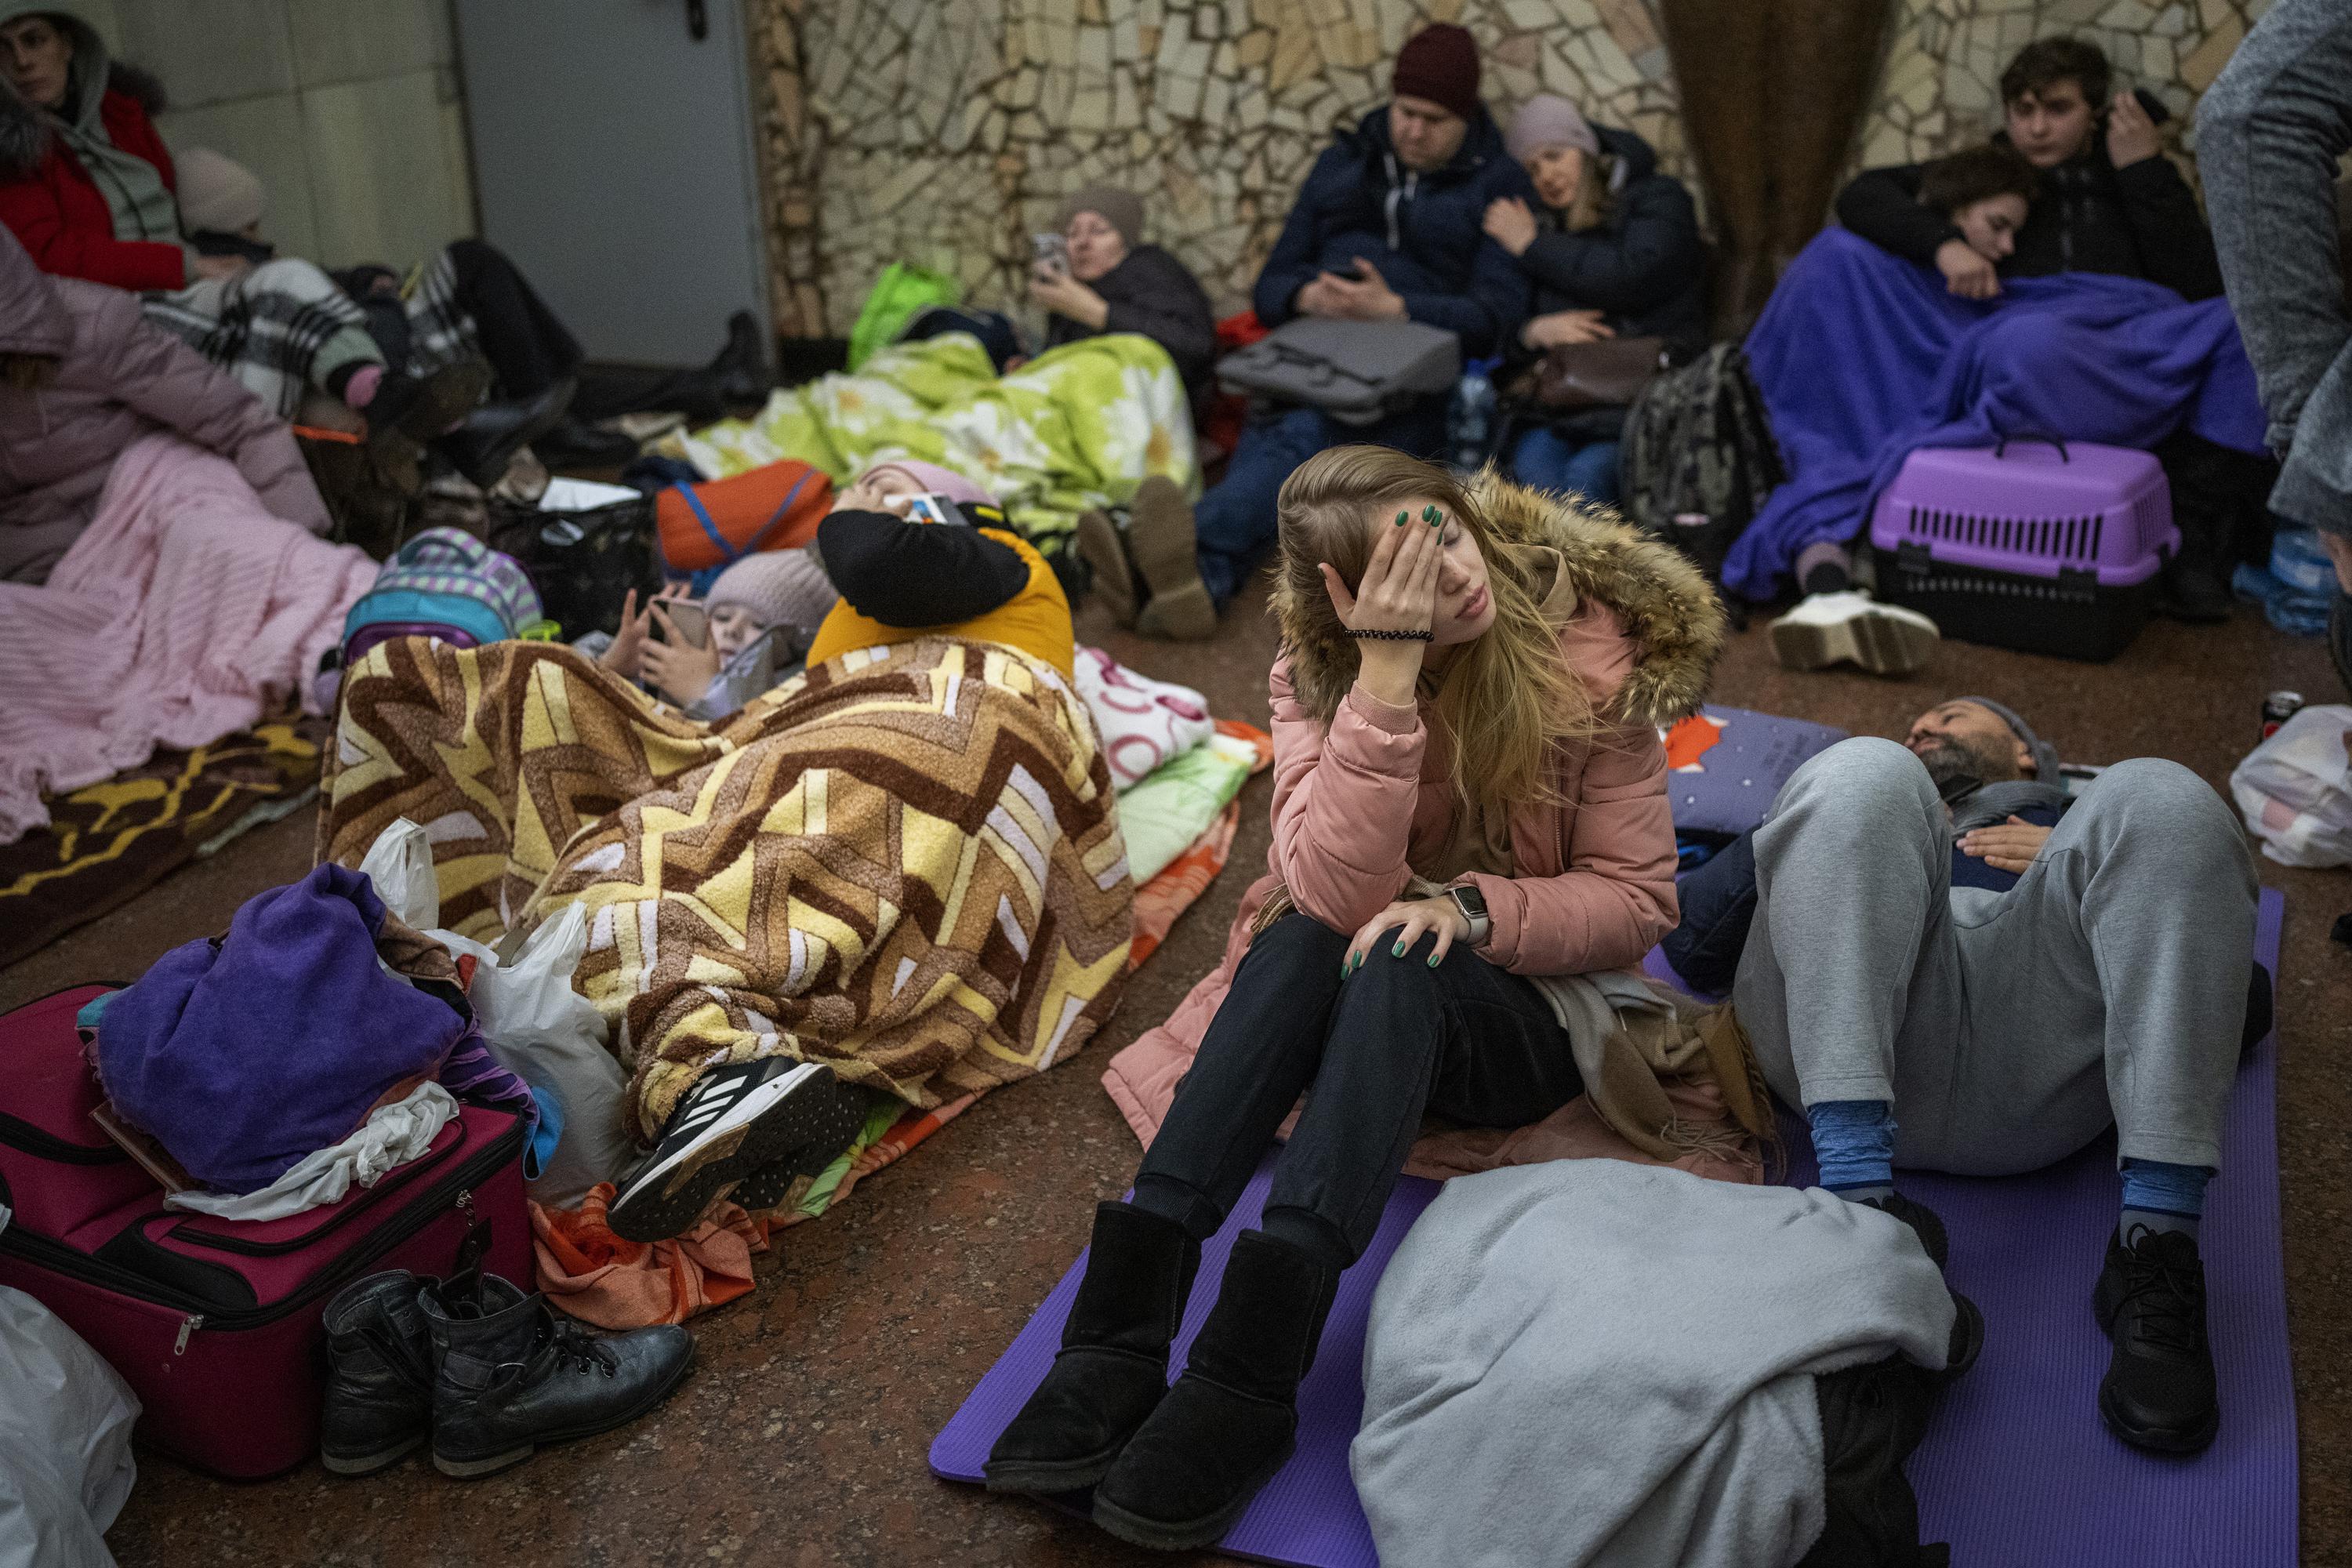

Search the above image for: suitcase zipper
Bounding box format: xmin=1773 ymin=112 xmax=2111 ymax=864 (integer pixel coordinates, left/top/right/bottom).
xmin=0 ymin=1116 xmax=525 ymax=1334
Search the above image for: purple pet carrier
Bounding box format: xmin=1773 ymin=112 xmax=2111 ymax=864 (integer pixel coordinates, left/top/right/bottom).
xmin=1867 ymin=435 xmax=2177 ymax=662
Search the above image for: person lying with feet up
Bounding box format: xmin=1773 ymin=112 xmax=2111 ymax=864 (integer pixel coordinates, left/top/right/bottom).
xmin=985 ymin=446 xmax=1725 ymax=1551
xmin=1665 ymin=693 xmax=2261 ymax=1457
xmin=601 ymin=458 xmax=1074 ymax=1242
xmin=1075 ymin=24 xmax=1534 ymax=641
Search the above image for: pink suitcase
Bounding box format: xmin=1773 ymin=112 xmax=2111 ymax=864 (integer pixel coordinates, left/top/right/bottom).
xmin=0 ymin=984 xmax=532 ymax=1479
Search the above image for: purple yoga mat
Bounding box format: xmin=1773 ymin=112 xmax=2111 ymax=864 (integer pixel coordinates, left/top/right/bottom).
xmin=933 ymin=888 xmax=2294 ymax=1566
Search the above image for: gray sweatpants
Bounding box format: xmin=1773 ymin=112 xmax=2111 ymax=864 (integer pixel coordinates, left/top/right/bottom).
xmin=1733 ymin=739 xmax=2256 ymax=1176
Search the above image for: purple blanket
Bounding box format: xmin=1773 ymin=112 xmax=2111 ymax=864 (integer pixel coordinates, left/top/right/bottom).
xmin=1722 ymin=228 xmax=2267 ymax=600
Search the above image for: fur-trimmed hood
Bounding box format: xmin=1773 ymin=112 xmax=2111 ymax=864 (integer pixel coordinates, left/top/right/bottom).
xmin=1273 ymin=471 xmax=1726 ymax=731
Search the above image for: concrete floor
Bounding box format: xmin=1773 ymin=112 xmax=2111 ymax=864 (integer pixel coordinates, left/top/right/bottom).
xmin=9 ymin=580 xmax=2348 ymax=1568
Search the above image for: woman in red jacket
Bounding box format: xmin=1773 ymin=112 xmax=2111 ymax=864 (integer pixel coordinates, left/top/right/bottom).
xmin=0 ymin=3 xmax=485 ymax=474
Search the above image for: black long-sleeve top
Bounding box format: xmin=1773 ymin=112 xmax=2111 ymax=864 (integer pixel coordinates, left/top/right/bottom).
xmin=815 ymin=502 xmax=1026 ymax=628
xmin=1834 ymin=140 xmax=2224 ymax=302
xmin=1044 ymin=243 xmax=1219 ymax=400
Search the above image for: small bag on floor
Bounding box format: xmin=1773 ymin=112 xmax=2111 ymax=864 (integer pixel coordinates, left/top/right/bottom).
xmin=2230 ymin=704 xmax=2352 ymax=867
xmin=486 ymin=477 xmax=663 ymax=640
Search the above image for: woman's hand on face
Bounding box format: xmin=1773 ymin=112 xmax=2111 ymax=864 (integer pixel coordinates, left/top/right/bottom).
xmin=1321 ymin=505 xmax=1446 ymax=703
xmin=1521 ymin=308 xmax=1614 ymax=350
xmin=1341 ymin=895 xmax=1473 ymax=975
xmin=1482 ymin=196 xmax=1540 ymax=257
xmin=640 ymin=604 xmax=723 ymax=706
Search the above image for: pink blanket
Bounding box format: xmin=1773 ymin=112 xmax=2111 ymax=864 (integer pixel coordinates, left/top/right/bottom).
xmin=0 ymin=434 xmax=376 ymax=844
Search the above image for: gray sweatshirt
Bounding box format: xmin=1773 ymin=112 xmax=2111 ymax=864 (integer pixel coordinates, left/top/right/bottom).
xmin=2198 ymin=0 xmax=2352 ymax=537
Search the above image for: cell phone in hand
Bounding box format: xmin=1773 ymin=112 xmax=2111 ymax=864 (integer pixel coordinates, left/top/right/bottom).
xmin=659 ymin=599 xmax=709 ymax=648
xmin=1033 ymin=232 xmax=1069 ymax=277
xmin=898 ymin=493 xmax=960 ymax=527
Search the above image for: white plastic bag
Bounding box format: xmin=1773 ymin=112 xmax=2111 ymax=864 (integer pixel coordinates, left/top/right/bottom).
xmin=0 ymin=1279 xmax=140 ymax=1568
xmin=434 ymin=906 xmax=637 ymax=1207
xmin=2230 ymin=704 xmax=2352 ymax=866
xmin=358 ymin=820 xmax=637 ymax=1206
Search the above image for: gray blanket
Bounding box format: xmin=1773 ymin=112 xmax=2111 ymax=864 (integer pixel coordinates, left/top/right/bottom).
xmin=1351 ymin=1160 xmax=1952 ymax=1568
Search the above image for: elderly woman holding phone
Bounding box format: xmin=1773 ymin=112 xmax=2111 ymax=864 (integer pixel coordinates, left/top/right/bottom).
xmin=1028 ymin=185 xmax=1219 ymax=405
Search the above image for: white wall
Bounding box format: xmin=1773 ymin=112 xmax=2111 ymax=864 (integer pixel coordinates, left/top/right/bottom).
xmin=78 ymin=0 xmax=477 ymax=272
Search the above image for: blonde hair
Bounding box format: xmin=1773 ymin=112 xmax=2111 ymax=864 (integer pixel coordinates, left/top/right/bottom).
xmin=1270 ymin=445 xmax=1596 ymax=811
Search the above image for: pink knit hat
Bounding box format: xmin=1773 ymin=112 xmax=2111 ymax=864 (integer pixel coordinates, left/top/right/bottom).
xmin=1506 ymin=95 xmax=1600 ymax=163
xmin=859 ymin=459 xmax=997 ymax=510
xmin=706 ymin=547 xmax=838 ymax=633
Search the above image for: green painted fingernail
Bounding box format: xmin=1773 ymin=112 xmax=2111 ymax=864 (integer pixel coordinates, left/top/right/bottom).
xmin=1423 ymin=505 xmax=1442 ymax=524
xmin=1427 ymin=954 xmax=1440 ymax=968
xmin=1391 ymin=942 xmax=1406 ymax=957
xmin=1394 ymin=510 xmax=1408 ymax=527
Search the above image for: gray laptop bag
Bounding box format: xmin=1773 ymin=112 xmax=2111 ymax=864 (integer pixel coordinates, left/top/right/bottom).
xmin=1216 ymin=318 xmax=1463 ymax=426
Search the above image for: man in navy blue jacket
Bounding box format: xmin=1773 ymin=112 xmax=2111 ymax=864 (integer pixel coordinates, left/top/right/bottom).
xmin=1081 ymin=24 xmax=1534 ymax=638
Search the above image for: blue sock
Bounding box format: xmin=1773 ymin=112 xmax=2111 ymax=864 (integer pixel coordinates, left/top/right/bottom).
xmin=1809 ymin=1098 xmax=1896 ymax=1202
xmin=2120 ymin=1158 xmax=2210 ymax=1242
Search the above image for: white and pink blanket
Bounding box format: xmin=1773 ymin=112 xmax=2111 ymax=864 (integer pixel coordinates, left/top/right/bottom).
xmin=0 ymin=434 xmax=375 ymax=843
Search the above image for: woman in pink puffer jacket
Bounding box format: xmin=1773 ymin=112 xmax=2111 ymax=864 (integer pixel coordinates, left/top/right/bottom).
xmin=0 ymin=223 xmax=324 ymax=584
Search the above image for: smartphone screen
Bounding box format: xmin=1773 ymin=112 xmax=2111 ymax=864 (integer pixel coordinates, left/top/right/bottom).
xmin=662 ymin=600 xmax=709 ymax=648
xmin=898 ymin=493 xmax=958 ymax=527
xmin=1033 ymin=232 xmax=1069 ymax=277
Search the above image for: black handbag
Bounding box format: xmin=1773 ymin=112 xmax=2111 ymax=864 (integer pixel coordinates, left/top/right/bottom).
xmin=485 ymin=492 xmax=662 ymax=640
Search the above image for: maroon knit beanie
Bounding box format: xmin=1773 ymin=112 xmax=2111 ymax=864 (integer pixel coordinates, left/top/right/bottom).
xmin=1392 ymin=24 xmax=1482 ymax=123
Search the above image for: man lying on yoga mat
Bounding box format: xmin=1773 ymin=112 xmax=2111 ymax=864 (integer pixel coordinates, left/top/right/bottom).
xmin=1675 ymin=695 xmax=2259 ymax=1456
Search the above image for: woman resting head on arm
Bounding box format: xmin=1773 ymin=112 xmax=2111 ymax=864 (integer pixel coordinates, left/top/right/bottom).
xmin=1918 ymin=142 xmax=2039 ymax=300
xmin=982 ymin=446 xmax=1723 ymax=1552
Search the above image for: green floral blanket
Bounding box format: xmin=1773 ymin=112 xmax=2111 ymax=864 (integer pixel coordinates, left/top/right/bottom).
xmin=673 ymin=332 xmax=1199 ymax=543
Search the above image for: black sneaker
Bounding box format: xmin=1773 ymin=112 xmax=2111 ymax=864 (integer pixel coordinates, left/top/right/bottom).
xmin=1861 ymin=1193 xmax=1983 ymax=1381
xmin=2092 ymin=1224 xmax=2218 ymax=1454
xmin=606 ymin=1058 xmax=846 ymax=1243
xmin=723 ymin=1076 xmax=874 ymax=1214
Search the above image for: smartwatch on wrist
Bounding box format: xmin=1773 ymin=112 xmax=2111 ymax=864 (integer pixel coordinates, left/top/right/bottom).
xmin=1447 ymin=884 xmax=1491 ymax=948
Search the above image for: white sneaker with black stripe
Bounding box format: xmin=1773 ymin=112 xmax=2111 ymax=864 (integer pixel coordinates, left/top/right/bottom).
xmin=606 ymin=1058 xmax=844 ymax=1243
xmin=1769 ymin=590 xmax=1940 ymax=677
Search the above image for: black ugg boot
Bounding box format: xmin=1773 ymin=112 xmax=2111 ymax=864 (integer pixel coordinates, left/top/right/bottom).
xmin=984 ymin=1201 xmax=1201 ymax=1494
xmin=419 ymin=1271 xmax=695 ymax=1479
xmin=1092 ymin=1229 xmax=1337 ymax=1552
xmin=319 ymin=1271 xmax=437 ymax=1475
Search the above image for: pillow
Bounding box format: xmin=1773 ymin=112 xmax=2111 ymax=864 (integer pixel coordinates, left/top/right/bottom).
xmin=1662 ymin=706 xmax=1849 ymax=838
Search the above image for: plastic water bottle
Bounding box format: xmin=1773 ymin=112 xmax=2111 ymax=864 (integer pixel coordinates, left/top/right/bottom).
xmin=1448 ymin=357 xmax=1500 ymax=473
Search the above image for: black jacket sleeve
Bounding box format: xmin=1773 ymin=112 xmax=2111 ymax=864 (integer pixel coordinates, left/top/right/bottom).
xmin=1834 ymin=164 xmax=1961 ymax=267
xmin=815 ymin=506 xmax=1029 ymax=628
xmin=2113 ymin=154 xmax=2225 ymax=301
xmin=1098 ymin=249 xmax=1220 ymax=392
xmin=1516 ymin=178 xmax=1707 ymax=321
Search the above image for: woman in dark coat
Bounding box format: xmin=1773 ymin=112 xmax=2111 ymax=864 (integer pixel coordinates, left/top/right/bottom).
xmin=1482 ymin=96 xmax=1707 ymax=507
xmin=1029 ymin=185 xmax=1218 ymax=405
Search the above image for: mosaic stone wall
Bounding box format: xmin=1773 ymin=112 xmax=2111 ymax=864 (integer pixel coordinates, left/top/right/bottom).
xmin=750 ymin=0 xmax=2271 ymax=336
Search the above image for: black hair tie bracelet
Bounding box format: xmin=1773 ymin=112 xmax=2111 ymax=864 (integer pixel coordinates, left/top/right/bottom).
xmin=1353 ymin=628 xmax=1433 ymax=642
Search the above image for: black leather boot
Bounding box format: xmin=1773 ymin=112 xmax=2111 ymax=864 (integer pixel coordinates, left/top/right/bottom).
xmin=419 ymin=1271 xmax=695 ymax=1478
xmin=434 ymin=378 xmax=576 ymax=489
xmin=984 ymin=1201 xmax=1200 ymax=1495
xmin=1798 ymin=1355 xmax=1951 ymax=1567
xmin=319 ymin=1271 xmax=436 ymax=1475
xmin=1092 ymin=1229 xmax=1337 ymax=1552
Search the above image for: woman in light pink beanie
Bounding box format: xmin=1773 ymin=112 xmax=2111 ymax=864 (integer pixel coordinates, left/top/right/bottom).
xmin=852 ymin=459 xmax=996 ymax=511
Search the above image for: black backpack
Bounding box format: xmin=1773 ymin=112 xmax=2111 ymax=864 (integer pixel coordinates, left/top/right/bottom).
xmin=1620 ymin=342 xmax=1787 ymax=579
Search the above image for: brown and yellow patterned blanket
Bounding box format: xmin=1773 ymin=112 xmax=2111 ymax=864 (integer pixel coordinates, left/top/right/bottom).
xmin=320 ymin=637 xmax=1134 ymax=1140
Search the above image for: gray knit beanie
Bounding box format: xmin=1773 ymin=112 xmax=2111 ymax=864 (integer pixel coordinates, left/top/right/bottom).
xmin=1057 ymin=185 xmax=1144 ymax=249
xmin=1957 ymin=696 xmax=2061 ymax=781
xmin=707 ymin=547 xmax=837 ymax=633
xmin=1505 ymin=94 xmax=1601 ymax=164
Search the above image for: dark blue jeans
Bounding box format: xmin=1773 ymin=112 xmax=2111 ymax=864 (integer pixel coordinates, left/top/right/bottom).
xmin=1512 ymin=426 xmax=1622 ymax=506
xmin=1194 ymin=400 xmax=1450 ymax=608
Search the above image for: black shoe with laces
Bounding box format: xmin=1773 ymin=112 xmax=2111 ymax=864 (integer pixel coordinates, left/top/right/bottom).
xmin=606 ymin=1058 xmax=847 ymax=1242
xmin=2093 ymin=1224 xmax=2218 ymax=1454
